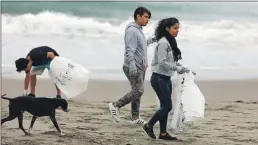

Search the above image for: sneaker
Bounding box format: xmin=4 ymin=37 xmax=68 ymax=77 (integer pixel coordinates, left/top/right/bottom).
xmin=142 ymin=123 xmax=156 ymax=139
xmin=108 ymin=103 xmax=120 ymax=123
xmin=56 ymin=95 xmax=62 ymax=99
xmin=27 ymin=93 xmax=36 ymax=97
xmin=130 ymin=118 xmax=147 ymax=125
xmin=158 ymin=132 xmax=178 ymax=140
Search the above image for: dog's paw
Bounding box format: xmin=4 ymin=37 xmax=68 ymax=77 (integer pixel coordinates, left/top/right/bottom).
xmin=60 ymin=132 xmax=65 ymax=136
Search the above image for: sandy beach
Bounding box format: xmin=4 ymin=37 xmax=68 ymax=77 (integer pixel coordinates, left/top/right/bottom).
xmin=2 ymin=1 xmax=258 ymax=144
xmin=1 ymin=77 xmax=258 ymax=145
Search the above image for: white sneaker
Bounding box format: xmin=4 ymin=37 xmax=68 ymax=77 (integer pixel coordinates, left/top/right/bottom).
xmin=27 ymin=128 xmax=32 ymax=134
xmin=130 ymin=118 xmax=147 ymax=125
xmin=108 ymin=103 xmax=120 ymax=123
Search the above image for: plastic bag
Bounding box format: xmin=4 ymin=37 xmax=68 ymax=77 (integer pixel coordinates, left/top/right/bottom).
xmin=181 ymin=72 xmax=205 ymax=122
xmin=170 ymin=73 xmax=185 ymax=133
xmin=170 ymin=71 xmax=205 ymax=133
xmin=49 ymin=57 xmax=90 ymax=98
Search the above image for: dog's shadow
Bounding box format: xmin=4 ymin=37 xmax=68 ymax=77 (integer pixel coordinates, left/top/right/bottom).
xmin=42 ymin=131 xmax=61 ymax=136
xmin=41 ymin=131 xmax=75 ymax=138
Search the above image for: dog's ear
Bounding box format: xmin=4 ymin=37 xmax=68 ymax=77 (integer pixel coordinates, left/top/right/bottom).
xmin=58 ymin=99 xmax=69 ymax=112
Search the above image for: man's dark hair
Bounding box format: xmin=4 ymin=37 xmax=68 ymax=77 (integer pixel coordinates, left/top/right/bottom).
xmin=134 ymin=6 xmax=151 ymax=20
xmin=15 ymin=58 xmax=29 ymax=72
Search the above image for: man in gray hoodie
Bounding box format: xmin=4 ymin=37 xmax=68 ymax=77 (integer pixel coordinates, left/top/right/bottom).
xmin=109 ymin=6 xmax=156 ymax=125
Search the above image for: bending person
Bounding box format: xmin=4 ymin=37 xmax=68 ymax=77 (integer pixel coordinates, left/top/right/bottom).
xmin=15 ymin=46 xmax=62 ymax=98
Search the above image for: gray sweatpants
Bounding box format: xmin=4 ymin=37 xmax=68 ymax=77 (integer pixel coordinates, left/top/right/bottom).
xmin=114 ymin=65 xmax=145 ymax=118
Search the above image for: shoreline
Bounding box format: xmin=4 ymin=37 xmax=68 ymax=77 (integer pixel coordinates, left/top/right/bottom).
xmin=1 ymin=77 xmax=257 ymax=103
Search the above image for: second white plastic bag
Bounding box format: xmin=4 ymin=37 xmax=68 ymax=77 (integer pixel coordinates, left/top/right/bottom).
xmin=170 ymin=71 xmax=205 ymax=133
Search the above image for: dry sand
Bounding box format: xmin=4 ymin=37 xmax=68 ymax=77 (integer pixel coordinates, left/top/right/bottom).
xmin=1 ymin=77 xmax=258 ymax=145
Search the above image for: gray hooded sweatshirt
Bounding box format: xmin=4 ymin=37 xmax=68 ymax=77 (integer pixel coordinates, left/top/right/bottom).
xmin=123 ymin=22 xmax=155 ymax=71
xmin=151 ymin=37 xmax=182 ymax=77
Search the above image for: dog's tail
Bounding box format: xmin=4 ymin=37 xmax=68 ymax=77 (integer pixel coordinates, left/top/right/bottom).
xmin=1 ymin=94 xmax=12 ymax=101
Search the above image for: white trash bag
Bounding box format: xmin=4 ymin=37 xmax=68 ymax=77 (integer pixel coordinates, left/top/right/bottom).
xmin=49 ymin=57 xmax=90 ymax=99
xmin=170 ymin=71 xmax=205 ymax=133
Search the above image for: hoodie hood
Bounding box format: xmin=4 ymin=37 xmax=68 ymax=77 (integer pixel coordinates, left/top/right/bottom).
xmin=125 ymin=22 xmax=143 ymax=31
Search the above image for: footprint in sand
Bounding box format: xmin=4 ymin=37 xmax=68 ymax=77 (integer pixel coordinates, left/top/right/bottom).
xmin=76 ymin=126 xmax=97 ymax=131
xmin=216 ymin=104 xmax=237 ymax=112
xmin=194 ymin=135 xmax=204 ymax=138
xmin=246 ymin=121 xmax=258 ymax=125
xmin=204 ymin=121 xmax=216 ymax=125
xmin=43 ymin=131 xmax=60 ymax=135
xmin=234 ymin=100 xmax=258 ymax=104
xmin=77 ymin=119 xmax=91 ymax=123
xmin=222 ymin=137 xmax=258 ymax=144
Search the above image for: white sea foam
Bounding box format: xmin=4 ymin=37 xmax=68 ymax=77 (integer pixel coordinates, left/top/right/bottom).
xmin=2 ymin=12 xmax=258 ymax=80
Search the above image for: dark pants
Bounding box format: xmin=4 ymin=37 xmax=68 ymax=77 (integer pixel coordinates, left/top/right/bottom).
xmin=148 ymin=73 xmax=172 ymax=133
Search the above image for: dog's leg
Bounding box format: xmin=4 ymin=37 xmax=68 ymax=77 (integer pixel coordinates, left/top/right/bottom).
xmin=2 ymin=106 xmax=18 ymax=125
xmin=49 ymin=115 xmax=64 ymax=136
xmin=1 ymin=115 xmax=16 ymax=125
xmin=17 ymin=113 xmax=30 ymax=135
xmin=28 ymin=116 xmax=37 ymax=133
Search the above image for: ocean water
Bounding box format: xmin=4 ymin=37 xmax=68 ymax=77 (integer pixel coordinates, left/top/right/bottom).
xmin=2 ymin=2 xmax=258 ymax=80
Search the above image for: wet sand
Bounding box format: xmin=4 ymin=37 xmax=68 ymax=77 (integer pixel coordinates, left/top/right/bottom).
xmin=1 ymin=78 xmax=258 ymax=145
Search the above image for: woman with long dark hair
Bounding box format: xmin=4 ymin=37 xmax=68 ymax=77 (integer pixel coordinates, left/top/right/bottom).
xmin=142 ymin=17 xmax=190 ymax=140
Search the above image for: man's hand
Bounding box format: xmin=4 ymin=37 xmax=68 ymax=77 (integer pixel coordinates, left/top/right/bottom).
xmin=129 ymin=62 xmax=138 ymax=77
xmin=143 ymin=64 xmax=148 ymax=71
xmin=129 ymin=68 xmax=137 ymax=77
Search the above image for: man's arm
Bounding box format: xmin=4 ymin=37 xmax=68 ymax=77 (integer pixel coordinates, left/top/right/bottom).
xmin=125 ymin=30 xmax=138 ymax=76
xmin=47 ymin=52 xmax=56 ymax=59
xmin=147 ymin=36 xmax=157 ymax=46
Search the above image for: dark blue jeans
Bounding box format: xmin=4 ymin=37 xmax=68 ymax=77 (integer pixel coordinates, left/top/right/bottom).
xmin=148 ymin=73 xmax=172 ymax=133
